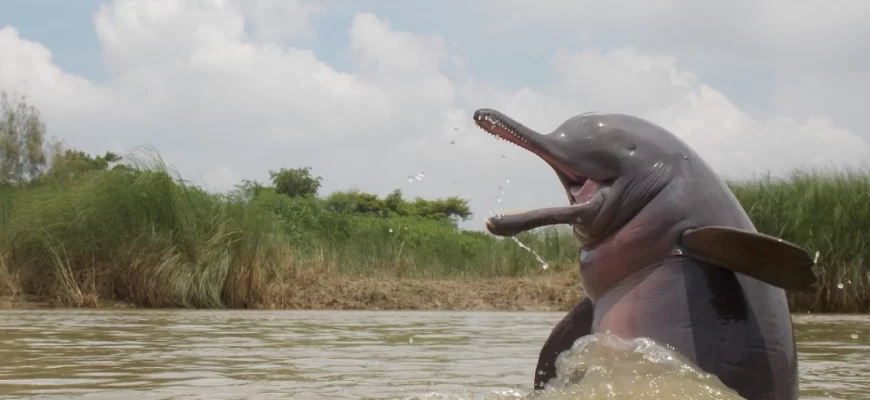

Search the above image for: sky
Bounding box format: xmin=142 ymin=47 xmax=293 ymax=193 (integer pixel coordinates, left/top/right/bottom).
xmin=1 ymin=0 xmax=868 ymax=230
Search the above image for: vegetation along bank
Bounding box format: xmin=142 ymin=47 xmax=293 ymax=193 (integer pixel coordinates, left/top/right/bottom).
xmin=0 ymin=90 xmax=865 ymax=313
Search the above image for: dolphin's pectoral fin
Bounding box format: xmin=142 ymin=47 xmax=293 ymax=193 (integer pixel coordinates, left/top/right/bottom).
xmin=534 ymin=296 xmax=595 ymax=391
xmin=680 ymin=226 xmax=818 ymax=292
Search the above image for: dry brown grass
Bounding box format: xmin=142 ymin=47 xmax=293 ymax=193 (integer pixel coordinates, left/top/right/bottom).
xmin=259 ymin=267 xmax=583 ymax=311
xmin=0 ymin=258 xmax=584 ymax=312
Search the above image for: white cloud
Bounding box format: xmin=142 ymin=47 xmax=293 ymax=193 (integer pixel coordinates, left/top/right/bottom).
xmin=236 ymin=0 xmax=324 ymax=43
xmin=477 ymin=0 xmax=870 ymax=142
xmin=92 ymin=0 xmax=394 ymax=142
xmin=0 ymin=27 xmax=120 ymax=127
xmin=478 ymin=0 xmax=870 ymax=69
xmin=0 ymin=0 xmax=866 ymax=230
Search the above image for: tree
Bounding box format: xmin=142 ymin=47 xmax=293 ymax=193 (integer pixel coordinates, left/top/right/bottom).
xmin=0 ymin=91 xmax=48 ymax=184
xmin=42 ymin=147 xmax=124 ymax=183
xmin=383 ymin=189 xmax=411 ymax=216
xmin=410 ymin=196 xmax=472 ymax=222
xmin=324 ymin=189 xmax=387 ymax=216
xmin=269 ymin=166 xmax=323 ymax=198
xmin=233 ymin=179 xmax=270 ymax=200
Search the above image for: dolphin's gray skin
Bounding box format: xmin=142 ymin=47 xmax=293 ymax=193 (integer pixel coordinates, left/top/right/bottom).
xmin=472 ymin=109 xmax=817 ymax=400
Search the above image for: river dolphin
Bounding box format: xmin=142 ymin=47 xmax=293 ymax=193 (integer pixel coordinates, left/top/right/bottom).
xmin=472 ymin=109 xmax=818 ymax=400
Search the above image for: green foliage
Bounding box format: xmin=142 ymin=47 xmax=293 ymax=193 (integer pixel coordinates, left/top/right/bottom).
xmin=0 ymin=152 xmax=299 ymax=308
xmin=39 ymin=149 xmax=126 ymax=185
xmin=323 ymin=188 xmax=472 ymax=223
xmin=0 ymin=148 xmax=576 ymax=308
xmin=728 ymin=168 xmax=870 ymax=312
xmin=269 ymin=166 xmax=322 ymax=198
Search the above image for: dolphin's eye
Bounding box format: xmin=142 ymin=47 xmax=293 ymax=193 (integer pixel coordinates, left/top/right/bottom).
xmin=628 ymin=144 xmax=637 ymax=155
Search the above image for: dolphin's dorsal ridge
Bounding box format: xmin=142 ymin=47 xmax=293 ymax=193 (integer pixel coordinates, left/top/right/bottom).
xmin=679 ymin=226 xmax=818 ymax=292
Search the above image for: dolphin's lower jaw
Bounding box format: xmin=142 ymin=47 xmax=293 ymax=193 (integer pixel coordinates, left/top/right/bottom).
xmin=484 ymin=201 xmax=600 ymax=237
xmin=473 ymin=109 xmax=610 ymax=237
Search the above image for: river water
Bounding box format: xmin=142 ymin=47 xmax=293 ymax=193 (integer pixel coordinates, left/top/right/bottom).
xmin=0 ymin=310 xmax=867 ymax=399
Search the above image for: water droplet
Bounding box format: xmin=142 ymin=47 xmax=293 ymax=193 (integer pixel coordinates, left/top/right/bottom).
xmin=453 ymin=127 xmax=459 ymax=131
xmin=388 ymin=228 xmax=393 ymax=233
xmin=407 ymin=175 xmax=414 ymax=183
xmin=682 ymin=154 xmax=689 ymax=160
xmin=450 ymin=140 xmax=455 ymax=145
xmin=851 ymin=333 xmax=859 ymax=339
xmin=502 ymin=155 xmax=506 ymax=159
xmin=629 ymin=149 xmax=636 ymax=155
xmin=537 ymin=369 xmax=545 ymax=376
xmin=560 ymin=132 xmax=566 ymax=137
xmin=837 ymin=283 xmax=845 ymax=289
xmin=415 ymin=172 xmax=424 ymax=180
xmin=505 ymin=179 xmax=511 ymax=184
xmin=813 ymin=251 xmax=820 ymax=263
xmin=409 ymin=337 xmax=414 ymax=343
xmin=511 ymin=237 xmax=549 ymax=270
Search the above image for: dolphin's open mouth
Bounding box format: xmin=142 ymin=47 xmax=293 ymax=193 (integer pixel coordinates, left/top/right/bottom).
xmin=473 ymin=109 xmax=610 ymax=237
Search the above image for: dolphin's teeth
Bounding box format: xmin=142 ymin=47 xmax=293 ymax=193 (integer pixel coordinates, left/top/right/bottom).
xmin=493 ymin=207 xmax=531 ymax=217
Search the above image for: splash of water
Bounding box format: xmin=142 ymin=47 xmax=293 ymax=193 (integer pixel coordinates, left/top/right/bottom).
xmin=407 ymin=172 xmax=425 ymax=183
xmin=537 ymin=333 xmax=744 ymax=399
xmin=396 ymin=332 xmax=744 ymax=400
xmin=511 ymin=237 xmax=549 ymax=270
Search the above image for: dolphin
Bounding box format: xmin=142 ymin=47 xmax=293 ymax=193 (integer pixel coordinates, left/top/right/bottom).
xmin=472 ymin=109 xmax=817 ymax=400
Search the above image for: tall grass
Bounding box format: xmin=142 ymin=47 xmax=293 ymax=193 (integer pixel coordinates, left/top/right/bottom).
xmin=0 ymin=152 xmax=577 ymax=308
xmin=729 ymin=168 xmax=870 ymax=313
xmin=0 ymin=152 xmax=867 ymax=312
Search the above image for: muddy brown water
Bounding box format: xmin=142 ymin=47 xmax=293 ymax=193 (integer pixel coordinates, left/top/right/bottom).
xmin=0 ymin=310 xmax=867 ymax=399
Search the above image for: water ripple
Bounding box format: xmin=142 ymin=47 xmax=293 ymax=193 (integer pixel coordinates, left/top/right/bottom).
xmin=0 ymin=310 xmax=866 ymax=399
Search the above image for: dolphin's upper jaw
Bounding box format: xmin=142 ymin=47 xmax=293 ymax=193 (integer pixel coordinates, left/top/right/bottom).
xmin=473 ymin=109 xmax=587 ymax=185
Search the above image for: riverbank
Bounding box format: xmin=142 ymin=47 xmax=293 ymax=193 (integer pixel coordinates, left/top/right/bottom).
xmin=0 ymin=269 xmax=583 ymax=311
xmin=0 ymin=260 xmax=861 ymax=314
